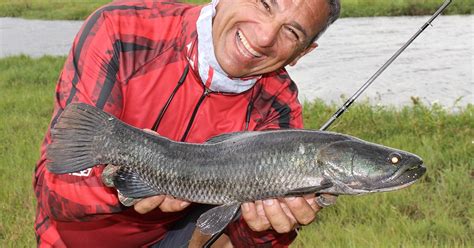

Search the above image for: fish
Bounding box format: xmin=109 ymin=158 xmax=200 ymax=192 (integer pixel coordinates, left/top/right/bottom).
xmin=46 ymin=103 xmax=426 ymax=236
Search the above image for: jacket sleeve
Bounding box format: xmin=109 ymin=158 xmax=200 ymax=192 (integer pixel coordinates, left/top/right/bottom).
xmin=34 ymin=5 xmax=129 ymax=223
xmin=225 ymin=76 xmax=303 ymax=246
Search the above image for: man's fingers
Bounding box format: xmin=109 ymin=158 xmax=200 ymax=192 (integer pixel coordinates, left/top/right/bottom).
xmin=241 ymin=202 xmax=258 ymax=229
xmin=134 ymin=195 xmax=165 ymax=214
xmin=278 ymin=200 xmax=297 ymax=224
xmin=263 ymin=199 xmax=294 ymax=233
xmin=242 ymin=195 xmax=327 ymax=233
xmin=134 ymin=195 xmax=190 ymax=214
xmin=284 ymin=196 xmax=317 ymax=226
xmin=241 ymin=201 xmax=271 ymax=232
xmin=158 ymin=196 xmax=191 ymax=212
xmin=303 ymin=194 xmax=321 ymax=212
xmin=118 ymin=193 xmax=142 ymax=207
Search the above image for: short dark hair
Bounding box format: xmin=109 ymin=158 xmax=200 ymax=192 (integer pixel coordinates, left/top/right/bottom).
xmin=310 ymin=0 xmax=341 ymax=43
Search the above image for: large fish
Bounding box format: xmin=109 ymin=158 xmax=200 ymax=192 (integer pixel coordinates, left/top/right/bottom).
xmin=47 ymin=103 xmax=426 ymax=235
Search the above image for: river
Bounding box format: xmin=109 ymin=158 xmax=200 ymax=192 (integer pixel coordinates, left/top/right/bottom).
xmin=0 ymin=15 xmax=472 ymax=108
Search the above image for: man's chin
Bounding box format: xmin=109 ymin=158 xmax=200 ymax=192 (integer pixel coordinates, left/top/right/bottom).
xmin=220 ymin=65 xmax=250 ymax=78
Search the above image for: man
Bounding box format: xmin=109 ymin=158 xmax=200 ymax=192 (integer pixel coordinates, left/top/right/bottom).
xmin=34 ymin=0 xmax=340 ymax=247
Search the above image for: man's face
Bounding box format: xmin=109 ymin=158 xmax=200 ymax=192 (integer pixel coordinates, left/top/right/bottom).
xmin=212 ymin=0 xmax=330 ymax=78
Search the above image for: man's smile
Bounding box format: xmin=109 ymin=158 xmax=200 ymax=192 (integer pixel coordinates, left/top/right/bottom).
xmin=236 ymin=30 xmax=263 ymax=59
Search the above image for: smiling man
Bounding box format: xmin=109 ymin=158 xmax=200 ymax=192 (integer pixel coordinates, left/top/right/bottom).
xmin=213 ymin=0 xmax=331 ymax=77
xmin=34 ymin=0 xmax=340 ymax=247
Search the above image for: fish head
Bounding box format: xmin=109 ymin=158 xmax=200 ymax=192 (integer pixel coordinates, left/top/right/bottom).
xmin=318 ymin=139 xmax=426 ymax=194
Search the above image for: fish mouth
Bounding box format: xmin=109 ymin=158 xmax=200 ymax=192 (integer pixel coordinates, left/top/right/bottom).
xmin=347 ymin=160 xmax=426 ymax=194
xmin=370 ymin=162 xmax=426 ymax=193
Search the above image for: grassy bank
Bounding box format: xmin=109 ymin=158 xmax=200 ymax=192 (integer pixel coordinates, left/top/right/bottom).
xmin=0 ymin=0 xmax=471 ymax=20
xmin=0 ymin=55 xmax=473 ymax=247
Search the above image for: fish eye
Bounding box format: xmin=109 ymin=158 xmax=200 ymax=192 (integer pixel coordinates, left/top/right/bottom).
xmin=388 ymin=152 xmax=402 ymax=165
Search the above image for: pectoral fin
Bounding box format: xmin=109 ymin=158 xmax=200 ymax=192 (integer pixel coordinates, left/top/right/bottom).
xmin=196 ymin=203 xmax=240 ymax=236
xmin=284 ymin=180 xmax=333 ymax=196
xmin=113 ymin=167 xmax=162 ymax=198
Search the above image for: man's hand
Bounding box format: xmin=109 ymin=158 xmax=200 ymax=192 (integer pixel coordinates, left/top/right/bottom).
xmin=241 ymin=194 xmax=332 ymax=233
xmin=134 ymin=195 xmax=191 ymax=214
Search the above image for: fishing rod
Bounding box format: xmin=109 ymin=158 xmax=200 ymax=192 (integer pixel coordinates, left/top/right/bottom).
xmin=203 ymin=0 xmax=452 ymax=247
xmin=320 ymin=0 xmax=453 ymax=131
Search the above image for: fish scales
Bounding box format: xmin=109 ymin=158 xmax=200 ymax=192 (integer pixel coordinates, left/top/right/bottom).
xmin=97 ymin=118 xmax=315 ymax=203
xmin=72 ymin=117 xmax=316 ymax=202
xmin=47 ymin=103 xmax=426 ymax=235
xmin=127 ymin=134 xmax=321 ymax=204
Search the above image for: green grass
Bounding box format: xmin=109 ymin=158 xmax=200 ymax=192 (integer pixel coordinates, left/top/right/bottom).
xmin=341 ymin=0 xmax=473 ymax=17
xmin=0 ymin=55 xmax=65 ymax=247
xmin=0 ymin=55 xmax=473 ymax=247
xmin=0 ymin=0 xmax=472 ymax=20
xmin=0 ymin=0 xmax=208 ymax=20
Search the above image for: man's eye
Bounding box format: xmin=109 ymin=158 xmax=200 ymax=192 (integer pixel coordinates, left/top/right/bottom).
xmin=260 ymin=0 xmax=271 ymax=12
xmin=287 ymin=27 xmax=299 ymax=40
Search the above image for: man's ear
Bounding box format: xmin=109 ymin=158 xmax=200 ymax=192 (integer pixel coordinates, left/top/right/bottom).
xmin=288 ymin=43 xmax=318 ymax=66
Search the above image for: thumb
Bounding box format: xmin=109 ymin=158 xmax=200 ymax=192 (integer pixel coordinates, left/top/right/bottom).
xmin=143 ymin=128 xmax=159 ymax=135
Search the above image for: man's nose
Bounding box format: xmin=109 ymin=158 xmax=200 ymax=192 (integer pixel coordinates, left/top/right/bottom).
xmin=255 ymin=21 xmax=280 ymax=47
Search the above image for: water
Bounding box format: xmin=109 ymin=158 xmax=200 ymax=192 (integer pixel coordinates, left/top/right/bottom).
xmin=0 ymin=15 xmax=472 ymax=108
xmin=287 ymin=15 xmax=473 ymax=108
xmin=0 ymin=18 xmax=81 ymax=57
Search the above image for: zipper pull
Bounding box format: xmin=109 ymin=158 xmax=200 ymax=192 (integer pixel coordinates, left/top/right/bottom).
xmin=204 ymin=88 xmax=212 ymax=96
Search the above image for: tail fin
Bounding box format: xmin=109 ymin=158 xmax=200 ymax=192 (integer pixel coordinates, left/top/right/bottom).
xmin=47 ymin=103 xmax=112 ymax=174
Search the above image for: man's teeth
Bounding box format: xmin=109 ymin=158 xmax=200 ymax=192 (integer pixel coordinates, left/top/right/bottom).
xmin=238 ymin=31 xmax=262 ymax=58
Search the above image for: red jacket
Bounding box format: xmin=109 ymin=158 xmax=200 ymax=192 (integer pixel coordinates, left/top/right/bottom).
xmin=34 ymin=1 xmax=303 ymax=247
